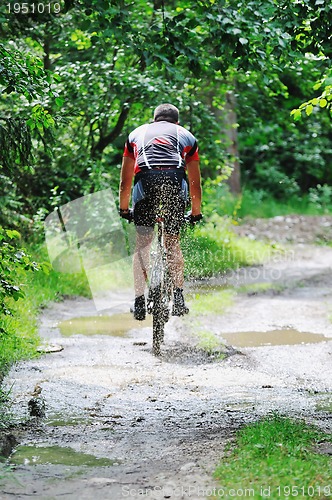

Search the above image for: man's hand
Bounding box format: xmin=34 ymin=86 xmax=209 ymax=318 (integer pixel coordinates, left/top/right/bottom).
xmin=119 ymin=208 xmax=134 ymax=222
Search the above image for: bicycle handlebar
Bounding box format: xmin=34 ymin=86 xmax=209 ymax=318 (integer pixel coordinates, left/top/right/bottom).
xmin=119 ymin=208 xmax=203 ymax=226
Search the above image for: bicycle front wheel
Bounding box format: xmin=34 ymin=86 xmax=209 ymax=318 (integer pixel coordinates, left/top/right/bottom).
xmin=152 ymin=284 xmax=165 ymax=356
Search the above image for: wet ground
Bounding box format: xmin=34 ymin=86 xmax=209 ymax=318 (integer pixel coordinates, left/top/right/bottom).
xmin=1 ymin=216 xmax=332 ymax=499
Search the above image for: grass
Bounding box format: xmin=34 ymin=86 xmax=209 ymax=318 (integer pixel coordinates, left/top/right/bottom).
xmin=202 ymin=183 xmax=332 ymax=220
xmin=186 ymin=289 xmax=234 ymax=356
xmin=236 ymin=282 xmax=286 ymax=295
xmin=214 ymin=414 xmax=332 ymax=499
xmin=189 ymin=289 xmax=235 ymax=316
xmin=236 ymin=190 xmax=332 ymax=219
xmin=195 ymin=330 xmax=226 ymax=357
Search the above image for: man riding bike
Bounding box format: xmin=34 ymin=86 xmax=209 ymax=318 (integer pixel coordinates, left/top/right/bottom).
xmin=119 ymin=103 xmax=202 ymax=320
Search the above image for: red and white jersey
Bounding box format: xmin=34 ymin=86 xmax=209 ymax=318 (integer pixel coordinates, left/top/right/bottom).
xmin=123 ymin=120 xmax=199 ymax=174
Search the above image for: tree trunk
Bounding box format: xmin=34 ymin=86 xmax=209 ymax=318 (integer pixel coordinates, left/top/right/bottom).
xmin=224 ymin=90 xmax=241 ymax=194
xmin=90 ymin=104 xmax=131 ymax=159
xmin=43 ymin=38 xmax=51 ymax=71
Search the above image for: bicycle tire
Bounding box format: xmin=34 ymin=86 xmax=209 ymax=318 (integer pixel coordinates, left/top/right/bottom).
xmin=149 ymin=220 xmax=173 ymax=356
xmin=152 ymin=284 xmax=164 ymax=356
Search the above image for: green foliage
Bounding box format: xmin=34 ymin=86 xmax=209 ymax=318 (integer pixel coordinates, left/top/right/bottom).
xmin=1 ymin=0 xmax=331 ymax=231
xmin=203 ymin=181 xmax=332 ymax=219
xmin=291 ymin=73 xmax=332 ymax=120
xmin=0 ymin=240 xmax=90 ymax=378
xmin=214 ymin=415 xmax=332 ymax=498
xmin=0 ymin=228 xmax=41 ymax=376
xmin=28 ymin=244 xmax=91 ymax=306
xmin=0 ymin=228 xmax=39 ymax=316
xmin=0 ymin=43 xmax=52 ymax=103
xmin=308 ymin=184 xmax=332 ymax=213
xmin=237 ymin=65 xmax=332 ymax=196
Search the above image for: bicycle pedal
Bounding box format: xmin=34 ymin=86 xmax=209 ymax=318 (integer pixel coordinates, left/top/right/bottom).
xmin=162 ymin=308 xmax=170 ymax=322
xmin=147 ymin=301 xmax=154 ymax=315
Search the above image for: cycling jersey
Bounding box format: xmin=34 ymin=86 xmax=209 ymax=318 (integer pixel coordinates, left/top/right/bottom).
xmin=123 ymin=120 xmax=199 ymax=174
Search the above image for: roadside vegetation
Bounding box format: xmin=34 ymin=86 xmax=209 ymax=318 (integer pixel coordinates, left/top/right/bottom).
xmin=203 ymin=182 xmax=332 ymax=221
xmin=182 ymin=213 xmax=276 ymax=279
xmin=214 ymin=414 xmax=332 ymax=499
xmin=0 ymin=238 xmax=90 ymax=389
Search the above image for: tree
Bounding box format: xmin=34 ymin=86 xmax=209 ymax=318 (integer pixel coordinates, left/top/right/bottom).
xmin=1 ymin=0 xmax=331 ymax=229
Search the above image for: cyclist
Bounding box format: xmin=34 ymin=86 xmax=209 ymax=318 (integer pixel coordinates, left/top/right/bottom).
xmin=119 ymin=103 xmax=202 ymax=320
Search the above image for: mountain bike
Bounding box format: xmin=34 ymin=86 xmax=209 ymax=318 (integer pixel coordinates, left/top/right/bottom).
xmin=146 ymin=213 xmax=202 ymax=356
xmin=121 ymin=210 xmax=202 ymax=357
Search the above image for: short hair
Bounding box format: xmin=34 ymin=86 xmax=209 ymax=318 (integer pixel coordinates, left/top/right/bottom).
xmin=153 ymin=103 xmax=179 ymax=123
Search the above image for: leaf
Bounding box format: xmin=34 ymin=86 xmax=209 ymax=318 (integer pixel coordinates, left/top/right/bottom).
xmin=5 ymin=230 xmax=21 ymax=240
xmin=41 ymin=262 xmax=51 ymax=274
xmin=305 ymin=104 xmax=313 ymax=116
xmin=319 ymin=98 xmax=327 ymax=108
xmin=290 ymin=109 xmax=302 ymax=121
xmin=27 ymin=119 xmax=36 ymax=130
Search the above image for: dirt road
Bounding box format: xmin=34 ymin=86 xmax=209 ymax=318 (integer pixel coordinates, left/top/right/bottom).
xmin=1 ymin=216 xmax=332 ymax=499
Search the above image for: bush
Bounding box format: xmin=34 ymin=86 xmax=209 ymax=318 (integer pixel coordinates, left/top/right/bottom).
xmin=0 ymin=228 xmax=41 ymax=377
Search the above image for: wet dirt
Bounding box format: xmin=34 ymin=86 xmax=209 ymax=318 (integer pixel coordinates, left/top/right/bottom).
xmin=1 ymin=216 xmax=332 ymax=499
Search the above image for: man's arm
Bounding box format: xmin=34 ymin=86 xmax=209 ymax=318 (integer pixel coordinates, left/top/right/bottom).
xmin=186 ymin=160 xmax=202 ymax=216
xmin=119 ymin=156 xmax=135 ymax=211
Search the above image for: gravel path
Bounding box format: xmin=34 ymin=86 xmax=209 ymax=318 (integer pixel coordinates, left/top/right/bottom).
xmin=1 ymin=216 xmax=332 ymax=500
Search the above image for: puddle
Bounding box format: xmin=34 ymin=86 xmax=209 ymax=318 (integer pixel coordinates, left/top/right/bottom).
xmin=221 ymin=329 xmax=328 ymax=348
xmin=58 ymin=313 xmax=151 ymax=337
xmin=10 ymin=445 xmax=118 ymax=467
xmin=315 ymin=394 xmax=332 ymax=412
xmin=46 ymin=415 xmax=92 ymax=427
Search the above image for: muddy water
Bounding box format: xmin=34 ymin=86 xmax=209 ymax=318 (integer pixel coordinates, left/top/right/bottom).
xmin=221 ymin=328 xmax=328 ymax=348
xmin=10 ymin=445 xmax=118 ymax=467
xmin=58 ymin=312 xmax=152 ymax=337
xmin=60 ymin=315 xmax=329 ymax=348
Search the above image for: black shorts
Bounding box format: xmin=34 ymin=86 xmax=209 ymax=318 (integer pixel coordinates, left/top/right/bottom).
xmin=133 ymin=169 xmax=188 ymax=235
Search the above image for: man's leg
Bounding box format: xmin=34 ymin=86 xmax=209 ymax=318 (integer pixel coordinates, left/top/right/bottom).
xmin=164 ymin=233 xmax=189 ymax=316
xmin=162 ymin=173 xmax=189 ymax=316
xmin=164 ymin=234 xmax=184 ymax=289
xmin=133 ymin=229 xmax=154 ymax=296
xmin=133 ymin=228 xmax=154 ymax=320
